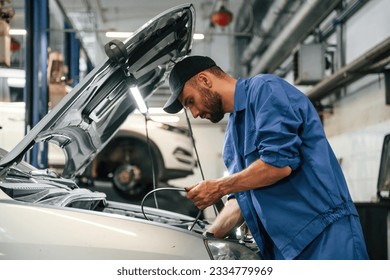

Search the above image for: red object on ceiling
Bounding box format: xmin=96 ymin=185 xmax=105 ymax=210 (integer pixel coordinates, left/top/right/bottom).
xmin=211 ymin=6 xmax=233 ymax=27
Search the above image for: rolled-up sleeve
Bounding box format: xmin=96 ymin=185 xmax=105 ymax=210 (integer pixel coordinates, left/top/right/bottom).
xmin=254 ymin=79 xmax=302 ymax=170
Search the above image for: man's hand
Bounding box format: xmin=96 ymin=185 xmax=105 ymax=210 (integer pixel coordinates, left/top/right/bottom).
xmin=185 ymin=180 xmax=224 ymax=210
xmin=185 ymin=160 xmax=292 ymax=210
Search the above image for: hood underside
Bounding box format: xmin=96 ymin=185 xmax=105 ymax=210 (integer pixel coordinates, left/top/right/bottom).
xmin=0 ymin=4 xmax=195 ymax=178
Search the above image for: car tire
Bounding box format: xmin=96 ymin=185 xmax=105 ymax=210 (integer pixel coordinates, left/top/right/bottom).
xmin=95 ymin=137 xmax=162 ymax=198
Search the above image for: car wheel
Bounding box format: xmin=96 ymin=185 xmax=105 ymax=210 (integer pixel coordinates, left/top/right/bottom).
xmin=96 ymin=137 xmax=161 ymax=198
xmin=112 ymin=163 xmax=143 ymax=196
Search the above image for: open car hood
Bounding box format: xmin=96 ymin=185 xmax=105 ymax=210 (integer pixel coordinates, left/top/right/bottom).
xmin=0 ymin=4 xmax=195 ymax=178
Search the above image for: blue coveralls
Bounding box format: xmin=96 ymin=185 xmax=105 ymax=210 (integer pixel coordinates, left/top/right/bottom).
xmin=223 ymin=74 xmax=368 ymax=260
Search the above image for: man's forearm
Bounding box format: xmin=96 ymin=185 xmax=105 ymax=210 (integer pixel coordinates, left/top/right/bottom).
xmin=207 ymin=198 xmax=244 ymax=238
xmin=218 ymin=159 xmax=291 ymax=196
xmin=186 ymin=160 xmax=291 ymax=210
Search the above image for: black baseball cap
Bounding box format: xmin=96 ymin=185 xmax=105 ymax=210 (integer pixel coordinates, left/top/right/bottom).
xmin=163 ymin=55 xmax=216 ymax=114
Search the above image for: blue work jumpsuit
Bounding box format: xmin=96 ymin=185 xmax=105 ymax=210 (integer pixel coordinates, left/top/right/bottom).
xmin=223 ymin=74 xmax=368 ymax=260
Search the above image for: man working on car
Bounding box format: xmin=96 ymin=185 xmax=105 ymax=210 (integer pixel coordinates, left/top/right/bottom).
xmin=163 ymin=55 xmax=368 ymax=260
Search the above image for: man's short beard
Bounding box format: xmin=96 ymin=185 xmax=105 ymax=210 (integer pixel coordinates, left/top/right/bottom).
xmin=199 ymin=87 xmax=224 ymax=123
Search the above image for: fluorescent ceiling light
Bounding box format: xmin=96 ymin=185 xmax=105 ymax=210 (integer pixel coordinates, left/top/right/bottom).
xmin=134 ymin=107 xmax=184 ymax=115
xmin=130 ymin=86 xmax=148 ymax=114
xmin=10 ymin=29 xmax=203 ymax=41
xmin=7 ymin=78 xmax=25 ymax=87
xmin=150 ymin=115 xmax=180 ymax=123
xmin=9 ymin=29 xmax=27 ymax=36
xmin=147 ymin=108 xmax=170 ymax=114
xmin=0 ymin=68 xmax=25 ymax=78
xmin=193 ymin=33 xmax=204 ymax=40
xmin=105 ymin=31 xmax=133 ymax=38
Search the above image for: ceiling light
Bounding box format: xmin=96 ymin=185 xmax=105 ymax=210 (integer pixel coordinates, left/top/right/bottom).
xmin=105 ymin=31 xmax=133 ymax=38
xmin=134 ymin=107 xmax=184 ymax=115
xmin=150 ymin=116 xmax=180 ymax=123
xmin=9 ymin=29 xmax=26 ymax=36
xmin=193 ymin=33 xmax=205 ymax=40
xmin=7 ymin=78 xmax=25 ymax=87
xmin=0 ymin=68 xmax=25 ymax=78
xmin=146 ymin=108 xmax=168 ymax=114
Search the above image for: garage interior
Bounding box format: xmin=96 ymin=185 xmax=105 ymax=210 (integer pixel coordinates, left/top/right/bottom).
xmin=0 ymin=0 xmax=389 ymax=260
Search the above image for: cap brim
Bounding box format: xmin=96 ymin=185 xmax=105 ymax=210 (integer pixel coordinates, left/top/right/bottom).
xmin=163 ymin=95 xmax=183 ymax=114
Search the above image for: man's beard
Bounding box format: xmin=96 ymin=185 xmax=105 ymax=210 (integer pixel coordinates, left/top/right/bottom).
xmin=199 ymin=87 xmax=224 ymax=123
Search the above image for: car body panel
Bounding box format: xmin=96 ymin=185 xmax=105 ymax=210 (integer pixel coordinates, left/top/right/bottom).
xmin=0 ymin=199 xmax=210 ymax=260
xmin=0 ymin=146 xmax=213 ymax=260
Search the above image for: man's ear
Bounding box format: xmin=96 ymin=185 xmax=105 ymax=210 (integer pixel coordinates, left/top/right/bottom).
xmin=197 ymin=72 xmax=212 ymax=88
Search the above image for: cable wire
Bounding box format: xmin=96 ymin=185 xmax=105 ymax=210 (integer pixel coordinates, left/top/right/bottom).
xmin=183 ymin=109 xmax=207 ymax=223
xmin=184 ymin=109 xmax=205 ymax=181
xmin=141 ymin=187 xmax=185 ymax=221
xmin=184 ymin=109 xmax=220 ymax=217
xmin=139 ymin=108 xmax=222 ymax=231
xmin=143 ymin=113 xmax=159 ymax=209
xmin=140 ymin=187 xmax=203 ymax=231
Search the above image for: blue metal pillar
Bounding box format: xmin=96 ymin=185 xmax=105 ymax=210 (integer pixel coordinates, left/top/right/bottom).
xmin=65 ymin=22 xmax=80 ymax=87
xmin=24 ymin=0 xmax=49 ymax=167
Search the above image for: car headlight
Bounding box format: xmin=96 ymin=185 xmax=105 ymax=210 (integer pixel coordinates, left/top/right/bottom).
xmin=205 ymin=239 xmax=261 ymax=260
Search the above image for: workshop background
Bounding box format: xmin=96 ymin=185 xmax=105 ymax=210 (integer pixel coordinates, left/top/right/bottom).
xmin=0 ymin=0 xmax=389 ymax=259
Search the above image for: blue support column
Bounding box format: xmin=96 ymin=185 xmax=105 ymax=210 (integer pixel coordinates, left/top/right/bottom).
xmin=65 ymin=22 xmax=80 ymax=87
xmin=24 ymin=0 xmax=49 ymax=167
xmin=24 ymin=0 xmax=34 ymax=165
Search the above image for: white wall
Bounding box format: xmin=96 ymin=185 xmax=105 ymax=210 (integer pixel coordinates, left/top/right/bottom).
xmin=325 ymin=77 xmax=390 ymax=202
xmin=345 ymin=0 xmax=390 ymax=63
xmin=322 ymin=0 xmax=390 ymax=202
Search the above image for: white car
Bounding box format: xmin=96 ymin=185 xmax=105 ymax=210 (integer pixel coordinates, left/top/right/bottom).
xmin=0 ymin=4 xmax=260 ymax=260
xmin=82 ymin=113 xmax=196 ymax=197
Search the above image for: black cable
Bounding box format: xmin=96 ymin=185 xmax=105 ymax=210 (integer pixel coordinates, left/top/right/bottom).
xmin=141 ymin=187 xmax=204 ymax=231
xmin=184 ymin=109 xmax=220 ymax=217
xmin=141 ymin=187 xmax=185 ymax=221
xmin=140 ymin=109 xmax=224 ymax=231
xmin=183 ymin=109 xmax=208 ymax=223
xmin=143 ymin=113 xmax=159 ymax=209
xmin=189 ymin=210 xmax=203 ymax=231
xmin=184 ymin=109 xmax=205 ymax=180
